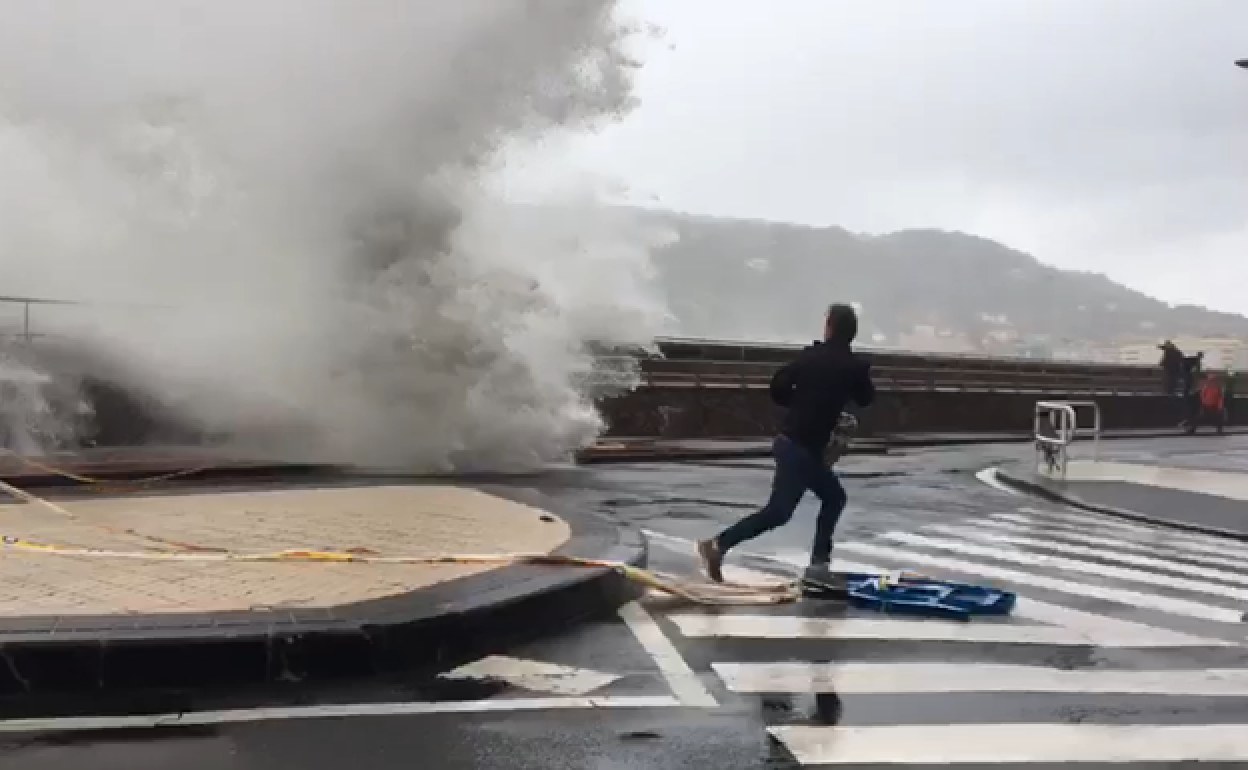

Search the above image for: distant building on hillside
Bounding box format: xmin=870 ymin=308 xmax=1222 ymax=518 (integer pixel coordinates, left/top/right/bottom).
xmin=1051 ymin=343 xmax=1119 ymax=364
xmin=1117 ymin=342 xmax=1159 ymax=366
xmin=897 ymin=325 xmax=976 ymax=354
xmin=1014 ymin=341 xmax=1053 ymax=359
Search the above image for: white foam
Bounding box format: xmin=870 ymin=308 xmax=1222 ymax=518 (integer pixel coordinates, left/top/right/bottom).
xmin=0 ymin=0 xmax=667 ymax=471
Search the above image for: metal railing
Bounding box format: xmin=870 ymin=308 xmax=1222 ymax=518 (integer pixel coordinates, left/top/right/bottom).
xmin=1033 ymin=400 xmax=1101 ymax=479
xmin=0 ymin=295 xmax=84 ymax=345
xmin=0 ymin=296 xmax=1181 ymax=398
xmin=651 ymin=335 xmax=1158 ymax=371
xmin=0 ymin=294 xmax=170 ymax=347
xmin=600 ymin=355 xmax=1164 ymax=396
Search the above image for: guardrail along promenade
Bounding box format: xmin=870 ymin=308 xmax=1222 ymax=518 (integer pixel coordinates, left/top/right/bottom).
xmin=0 ymin=294 xmax=1184 ymax=444
xmin=617 ymin=338 xmax=1163 ymax=396
xmin=599 ymin=337 xmax=1182 ymax=439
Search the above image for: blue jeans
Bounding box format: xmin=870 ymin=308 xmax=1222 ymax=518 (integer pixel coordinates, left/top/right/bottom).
xmin=715 ymin=434 xmax=848 ymax=565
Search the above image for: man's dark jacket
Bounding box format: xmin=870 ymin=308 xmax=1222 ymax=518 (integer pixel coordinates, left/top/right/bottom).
xmin=769 ymin=339 xmax=875 ymax=457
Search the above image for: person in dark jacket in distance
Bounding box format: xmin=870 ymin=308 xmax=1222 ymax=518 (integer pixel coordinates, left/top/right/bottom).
xmin=697 ymin=303 xmax=875 ymax=586
xmin=1158 ymin=340 xmax=1182 ymax=396
xmin=1180 ymin=352 xmax=1203 ymax=399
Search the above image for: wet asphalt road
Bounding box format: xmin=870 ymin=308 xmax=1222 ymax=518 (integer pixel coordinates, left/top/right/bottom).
xmin=5 ymin=436 xmax=1248 ymax=768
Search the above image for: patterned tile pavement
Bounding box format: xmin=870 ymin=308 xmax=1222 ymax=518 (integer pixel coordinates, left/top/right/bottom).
xmin=0 ymin=485 xmax=570 ymax=616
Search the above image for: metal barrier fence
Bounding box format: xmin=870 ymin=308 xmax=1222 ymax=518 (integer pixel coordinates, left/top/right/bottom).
xmin=628 ymin=337 xmax=1164 ymax=394
xmin=0 ymin=295 xmax=171 ymax=348
xmin=650 ymin=336 xmax=1155 ymax=372
xmin=0 ymin=295 xmax=83 ymax=345
xmin=595 ymin=354 xmax=1163 ymax=396
xmin=1033 ymin=400 xmax=1102 ymax=478
xmin=0 ymin=296 xmax=1167 ymax=396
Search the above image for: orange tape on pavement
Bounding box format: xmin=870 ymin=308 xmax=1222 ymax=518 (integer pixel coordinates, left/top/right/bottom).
xmin=0 ymin=475 xmax=227 ymax=553
xmin=0 ymin=451 xmax=217 ymax=491
xmin=0 ymin=454 xmax=805 ymax=606
xmin=0 ymin=535 xmax=801 ymax=606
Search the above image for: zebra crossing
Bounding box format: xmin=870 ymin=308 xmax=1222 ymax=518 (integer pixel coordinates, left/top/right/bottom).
xmin=642 ymin=502 xmax=1248 ymax=765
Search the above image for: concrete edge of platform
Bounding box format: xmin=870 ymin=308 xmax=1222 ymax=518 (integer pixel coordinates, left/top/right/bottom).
xmin=577 ymin=447 xmax=772 ymax=464
xmin=994 ymin=466 xmax=1248 ymax=543
xmin=0 ymin=461 xmax=346 ymax=488
xmin=576 ymin=443 xmax=891 ymax=464
xmin=0 ymin=487 xmax=647 ymax=696
xmin=579 ymin=426 xmax=1248 ymax=464
xmin=881 ymin=426 xmax=1248 ymax=447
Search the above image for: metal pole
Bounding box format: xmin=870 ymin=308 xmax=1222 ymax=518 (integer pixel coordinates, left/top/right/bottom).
xmin=21 ymin=301 xmax=30 ymax=345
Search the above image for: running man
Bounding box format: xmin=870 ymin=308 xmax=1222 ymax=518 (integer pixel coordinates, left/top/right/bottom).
xmin=697 ymin=303 xmax=875 ymax=585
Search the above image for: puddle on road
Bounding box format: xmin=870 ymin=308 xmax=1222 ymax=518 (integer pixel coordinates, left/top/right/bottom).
xmin=3 ymin=725 xmax=220 ymax=750
xmin=399 ymin=675 xmax=509 ymax=702
xmin=603 ymin=496 xmax=756 ymax=510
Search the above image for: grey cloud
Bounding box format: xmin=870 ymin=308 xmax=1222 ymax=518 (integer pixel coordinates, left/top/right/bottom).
xmin=560 ymin=0 xmax=1248 ymax=311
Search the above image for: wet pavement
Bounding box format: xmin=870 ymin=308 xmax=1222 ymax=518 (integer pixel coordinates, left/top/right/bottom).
xmin=1049 ymin=478 xmax=1248 ymax=534
xmin=5 ymin=436 xmax=1248 ymax=768
xmin=1087 ymin=436 xmax=1248 ymax=474
xmin=1008 ymin=437 xmax=1248 ymax=534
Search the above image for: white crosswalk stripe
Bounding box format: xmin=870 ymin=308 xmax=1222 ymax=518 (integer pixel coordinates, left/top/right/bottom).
xmin=714 ymin=662 xmax=1248 ymax=696
xmin=983 ymin=512 xmax=1248 ymax=573
xmin=837 ymin=539 xmax=1245 ymax=623
xmin=770 ymin=724 xmax=1248 ymax=766
xmin=643 ymin=506 xmax=1248 ymax=765
xmin=924 ymin=522 xmax=1248 ymax=587
xmin=669 ymin=607 xmax=1230 ymax=647
xmin=1017 ymin=505 xmax=1248 ymax=560
xmin=873 ymin=531 xmax=1248 ymax=603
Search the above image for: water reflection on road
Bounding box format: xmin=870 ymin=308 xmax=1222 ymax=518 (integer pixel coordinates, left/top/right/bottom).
xmin=543 ymin=434 xmax=1248 ymax=562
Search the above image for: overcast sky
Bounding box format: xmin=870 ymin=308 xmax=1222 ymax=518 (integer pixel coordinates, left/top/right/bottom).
xmin=541 ymin=0 xmax=1248 ymax=315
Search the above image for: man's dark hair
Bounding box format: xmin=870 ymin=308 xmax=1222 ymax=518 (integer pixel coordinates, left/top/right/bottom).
xmin=826 ymin=303 xmax=858 ymax=344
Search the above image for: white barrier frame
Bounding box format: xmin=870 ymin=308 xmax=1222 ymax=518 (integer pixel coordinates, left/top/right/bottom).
xmin=1034 ymin=400 xmax=1101 ymax=478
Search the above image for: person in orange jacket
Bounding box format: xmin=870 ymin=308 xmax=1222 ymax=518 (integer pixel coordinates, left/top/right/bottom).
xmin=1184 ymin=371 xmax=1226 ymax=434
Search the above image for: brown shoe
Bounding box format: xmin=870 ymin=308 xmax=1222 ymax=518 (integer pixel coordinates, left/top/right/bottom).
xmin=697 ymin=539 xmax=724 ymax=583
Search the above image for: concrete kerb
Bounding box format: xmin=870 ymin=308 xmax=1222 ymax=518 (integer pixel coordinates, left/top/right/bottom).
xmin=993 ymin=466 xmax=1248 ymax=543
xmin=0 ymin=461 xmax=345 ymax=489
xmin=0 ymin=486 xmax=646 ymax=696
xmin=577 ymin=443 xmax=892 ymax=465
xmin=580 ymin=426 xmax=1248 ymax=465
xmin=881 ymin=426 xmax=1248 ymax=447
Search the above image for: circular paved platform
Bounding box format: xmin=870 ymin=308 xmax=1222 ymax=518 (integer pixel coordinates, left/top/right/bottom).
xmin=0 ymin=485 xmax=570 ymax=616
